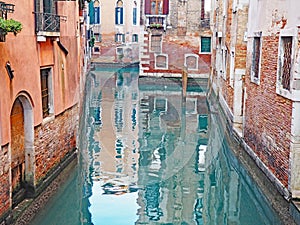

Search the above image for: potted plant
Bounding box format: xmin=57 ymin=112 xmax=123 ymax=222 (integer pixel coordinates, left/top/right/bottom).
xmin=0 ymin=18 xmax=22 ymax=41
xmin=149 ymin=23 xmax=163 ymax=29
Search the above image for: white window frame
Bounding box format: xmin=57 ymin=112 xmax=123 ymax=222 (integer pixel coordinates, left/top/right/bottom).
xmin=133 ymin=5 xmax=137 ymax=26
xmin=276 ymin=28 xmax=297 ymax=99
xmin=229 ymin=48 xmax=235 ymax=87
xmin=186 ymin=98 xmax=197 ymax=114
xmin=150 ymin=34 xmax=162 ymax=53
xmin=200 ymin=36 xmax=212 ymax=54
xmin=250 ymin=32 xmax=262 ymax=85
xmin=221 ymin=46 xmax=228 ymax=80
xmin=93 ymin=46 xmax=100 ymax=54
xmin=184 ymin=54 xmax=199 ymax=71
xmin=154 ymin=53 xmax=168 ymax=69
xmin=40 ymin=67 xmax=54 ymax=122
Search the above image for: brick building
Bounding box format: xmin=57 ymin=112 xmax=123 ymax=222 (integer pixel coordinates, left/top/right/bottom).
xmin=0 ymin=0 xmax=83 ymax=222
xmin=140 ymin=0 xmax=211 ymax=77
xmin=210 ymin=0 xmax=300 ymax=203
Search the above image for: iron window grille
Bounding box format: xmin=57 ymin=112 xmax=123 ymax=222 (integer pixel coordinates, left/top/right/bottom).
xmin=35 ymin=12 xmax=60 ymax=33
xmin=279 ymin=36 xmax=293 ymax=90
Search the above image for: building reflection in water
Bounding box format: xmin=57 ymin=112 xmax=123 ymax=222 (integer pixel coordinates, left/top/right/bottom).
xmin=82 ymin=71 xmax=281 ymax=225
xmin=136 ymin=78 xmax=208 ymax=224
xmin=29 ymin=69 xmax=283 ymax=225
xmin=83 ymin=67 xmax=140 ymax=224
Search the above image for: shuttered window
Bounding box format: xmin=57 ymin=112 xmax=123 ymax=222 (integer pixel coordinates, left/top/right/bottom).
xmin=89 ymin=2 xmax=95 ymax=24
xmin=115 ymin=33 xmax=125 ymax=42
xmin=40 ymin=69 xmax=50 ymax=118
xmin=200 ymin=37 xmax=211 ymax=53
xmin=145 ymin=0 xmax=169 ymax=15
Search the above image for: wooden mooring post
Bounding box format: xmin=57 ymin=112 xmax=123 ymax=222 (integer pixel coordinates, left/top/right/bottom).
xmin=181 ymin=67 xmax=187 ymax=140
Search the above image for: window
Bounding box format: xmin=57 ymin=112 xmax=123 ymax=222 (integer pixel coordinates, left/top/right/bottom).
xmin=93 ymin=46 xmax=100 ymax=54
xmin=145 ymin=0 xmax=169 ymax=15
xmin=150 ymin=34 xmax=162 ymax=52
xmin=132 ymin=34 xmax=138 ymax=42
xmin=94 ymin=33 xmax=102 ymax=42
xmin=229 ymin=50 xmax=235 ymax=87
xmin=278 ymin=36 xmax=293 ymax=90
xmin=186 ymin=98 xmax=197 ymax=114
xmin=251 ymin=35 xmax=262 ymax=83
xmin=115 ymin=0 xmax=124 ymax=25
xmin=185 ymin=54 xmax=199 ymax=70
xmin=155 ymin=54 xmax=168 ymax=69
xmin=89 ymin=1 xmax=95 ymax=24
xmin=154 ymin=98 xmax=167 ymax=112
xmin=221 ymin=48 xmax=228 ymax=79
xmin=200 ymin=36 xmax=211 ymax=53
xmin=95 ymin=6 xmax=101 ymax=24
xmin=133 ymin=3 xmax=137 ymax=25
xmin=198 ymin=114 xmax=208 ymax=132
xmin=40 ymin=68 xmax=53 ymax=118
xmin=115 ymin=33 xmax=125 ymax=42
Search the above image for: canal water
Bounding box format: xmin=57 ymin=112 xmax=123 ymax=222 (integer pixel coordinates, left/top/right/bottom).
xmin=31 ymin=66 xmax=284 ymax=225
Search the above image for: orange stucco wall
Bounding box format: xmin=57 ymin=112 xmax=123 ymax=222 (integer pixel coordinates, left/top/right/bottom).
xmin=0 ymin=0 xmax=80 ymax=145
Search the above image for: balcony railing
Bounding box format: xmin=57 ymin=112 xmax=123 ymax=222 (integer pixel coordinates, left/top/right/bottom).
xmin=145 ymin=15 xmax=167 ymax=31
xmin=35 ymin=12 xmax=60 ymax=34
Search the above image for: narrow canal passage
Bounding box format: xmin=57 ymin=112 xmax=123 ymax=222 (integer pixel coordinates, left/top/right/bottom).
xmin=31 ymin=66 xmax=284 ymax=225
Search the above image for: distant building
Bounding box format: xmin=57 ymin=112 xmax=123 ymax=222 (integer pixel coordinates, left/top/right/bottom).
xmin=87 ymin=0 xmax=141 ymax=63
xmin=140 ymin=0 xmax=211 ymax=77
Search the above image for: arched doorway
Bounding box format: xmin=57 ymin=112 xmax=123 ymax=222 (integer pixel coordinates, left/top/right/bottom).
xmin=10 ymin=94 xmax=34 ymax=206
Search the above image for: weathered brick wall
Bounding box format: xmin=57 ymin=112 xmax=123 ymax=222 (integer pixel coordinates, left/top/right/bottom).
xmin=34 ymin=105 xmax=78 ymax=185
xmin=0 ymin=145 xmax=10 ymax=220
xmin=141 ymin=0 xmax=211 ymax=75
xmin=244 ymin=35 xmax=292 ymax=187
xmin=220 ymin=2 xmax=248 ymax=114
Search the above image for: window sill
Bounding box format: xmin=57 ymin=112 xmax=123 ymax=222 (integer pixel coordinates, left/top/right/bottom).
xmin=276 ymin=85 xmax=300 ymax=101
xmin=199 ymin=51 xmax=211 ymax=55
xmin=250 ymin=77 xmax=260 ymax=85
xmin=42 ymin=114 xmax=55 ymax=126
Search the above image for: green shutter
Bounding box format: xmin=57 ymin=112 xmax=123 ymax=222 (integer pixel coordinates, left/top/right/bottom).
xmin=201 ymin=37 xmax=211 ymax=53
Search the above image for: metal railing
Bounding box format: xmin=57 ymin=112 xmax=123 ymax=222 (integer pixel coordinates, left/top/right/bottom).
xmin=35 ymin=12 xmax=60 ymax=33
xmin=145 ymin=15 xmax=167 ymax=30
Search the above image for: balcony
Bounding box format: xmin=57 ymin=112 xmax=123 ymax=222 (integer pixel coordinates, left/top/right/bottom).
xmin=35 ymin=12 xmax=60 ymax=37
xmin=145 ymin=15 xmax=167 ymax=31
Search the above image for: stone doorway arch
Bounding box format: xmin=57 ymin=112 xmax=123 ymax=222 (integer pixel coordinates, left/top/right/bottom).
xmin=10 ymin=93 xmax=34 ymax=206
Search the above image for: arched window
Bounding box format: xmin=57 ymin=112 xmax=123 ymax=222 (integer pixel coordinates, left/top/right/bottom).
xmin=94 ymin=0 xmax=101 ymax=24
xmin=133 ymin=1 xmax=137 ymax=25
xmin=115 ymin=0 xmax=124 ymax=25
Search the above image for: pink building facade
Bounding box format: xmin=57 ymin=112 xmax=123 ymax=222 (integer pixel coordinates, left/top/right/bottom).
xmin=0 ymin=0 xmax=83 ymax=222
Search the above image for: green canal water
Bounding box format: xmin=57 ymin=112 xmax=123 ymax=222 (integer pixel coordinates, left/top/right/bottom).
xmin=30 ymin=67 xmax=284 ymax=225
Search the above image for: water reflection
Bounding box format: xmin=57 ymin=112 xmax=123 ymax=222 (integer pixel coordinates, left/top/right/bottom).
xmin=30 ymin=67 xmax=282 ymax=225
